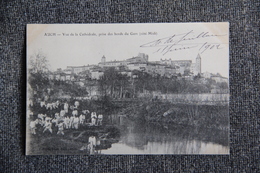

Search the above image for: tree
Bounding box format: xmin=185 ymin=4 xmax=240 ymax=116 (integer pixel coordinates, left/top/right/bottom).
xmin=217 ymin=82 xmax=228 ymax=89
xmin=99 ymin=67 xmax=131 ymax=98
xmin=132 ymin=70 xmax=152 ymax=93
xmin=193 ymin=73 xmax=201 ymax=80
xmin=85 ymin=79 xmax=97 ymax=96
xmin=29 ymin=51 xmax=50 ymax=74
xmin=28 ymin=51 xmax=50 ymax=100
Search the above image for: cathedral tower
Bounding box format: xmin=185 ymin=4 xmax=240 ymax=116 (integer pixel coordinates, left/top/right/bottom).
xmin=196 ymin=54 xmax=201 ymax=74
xmin=101 ymin=55 xmax=106 ymax=63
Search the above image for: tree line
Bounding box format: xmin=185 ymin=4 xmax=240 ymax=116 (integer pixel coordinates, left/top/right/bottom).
xmin=97 ymin=67 xmax=228 ymax=99
xmin=28 ymin=52 xmax=228 ymax=101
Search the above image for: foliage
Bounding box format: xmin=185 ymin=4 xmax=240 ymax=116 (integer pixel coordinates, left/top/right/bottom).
xmin=98 ymin=67 xmax=130 ymax=98
xmin=29 ymin=51 xmax=50 ymax=74
xmin=28 ymin=51 xmax=89 ymax=101
xmin=28 ymin=51 xmax=51 ymax=99
xmin=143 ymin=102 xmax=229 ymax=130
xmin=28 ymin=72 xmax=50 ymax=99
xmin=51 ymin=80 xmax=88 ymax=98
xmin=98 ymin=68 xmax=228 ymax=98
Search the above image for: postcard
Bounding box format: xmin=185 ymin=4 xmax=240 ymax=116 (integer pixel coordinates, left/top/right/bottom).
xmin=26 ymin=23 xmax=229 ymax=155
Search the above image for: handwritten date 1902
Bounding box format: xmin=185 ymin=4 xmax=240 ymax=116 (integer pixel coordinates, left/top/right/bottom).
xmin=199 ymin=42 xmax=223 ymax=54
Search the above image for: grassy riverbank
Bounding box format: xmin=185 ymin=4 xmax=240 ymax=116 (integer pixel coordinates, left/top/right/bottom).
xmin=117 ymin=101 xmax=229 ymax=131
xmin=27 ymin=124 xmax=121 ymax=155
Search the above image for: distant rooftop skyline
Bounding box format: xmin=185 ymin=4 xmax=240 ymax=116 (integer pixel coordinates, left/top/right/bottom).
xmin=27 ymin=23 xmax=229 ymax=77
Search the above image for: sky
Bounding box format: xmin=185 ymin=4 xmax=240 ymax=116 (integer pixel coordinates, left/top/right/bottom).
xmin=27 ymin=23 xmax=229 ymax=77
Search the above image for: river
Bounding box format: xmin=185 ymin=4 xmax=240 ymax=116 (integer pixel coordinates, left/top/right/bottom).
xmin=100 ymin=117 xmax=229 ymax=154
xmin=26 ymin=110 xmax=229 ymax=155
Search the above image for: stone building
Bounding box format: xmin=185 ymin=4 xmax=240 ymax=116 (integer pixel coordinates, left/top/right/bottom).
xmin=191 ymin=54 xmax=201 ymax=75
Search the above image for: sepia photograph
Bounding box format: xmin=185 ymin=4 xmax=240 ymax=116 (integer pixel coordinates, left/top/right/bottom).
xmin=26 ymin=23 xmax=229 ymax=155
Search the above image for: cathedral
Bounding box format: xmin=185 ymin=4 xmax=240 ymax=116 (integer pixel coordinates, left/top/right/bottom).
xmin=161 ymin=54 xmax=202 ymax=75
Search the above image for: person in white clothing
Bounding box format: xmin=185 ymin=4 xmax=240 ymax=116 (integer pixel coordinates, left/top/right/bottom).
xmin=29 ymin=99 xmax=34 ymax=107
xmin=37 ymin=114 xmax=43 ymax=120
xmin=79 ymin=114 xmax=86 ymax=125
xmin=97 ymin=114 xmax=103 ymax=126
xmin=56 ymin=100 xmax=60 ymax=108
xmin=52 ymin=102 xmax=57 ymax=109
xmin=29 ymin=119 xmax=38 ymax=134
xmin=91 ymin=112 xmax=97 ymax=125
xmin=79 ymin=114 xmax=82 ymax=124
xmin=72 ymin=110 xmax=78 ymax=116
xmin=40 ymin=101 xmax=45 ymax=108
xmin=60 ymin=110 xmax=66 ymax=117
xmin=88 ymin=135 xmax=96 ymax=154
xmin=37 ymin=114 xmax=45 ymax=126
xmin=51 ymin=118 xmax=58 ymax=127
xmin=46 ymin=103 xmax=52 ymax=110
xmin=43 ymin=118 xmax=52 ymax=134
xmin=64 ymin=116 xmax=70 ymax=129
xmin=57 ymin=121 xmax=64 ymax=135
xmin=88 ymin=142 xmax=94 ymax=155
xmin=69 ymin=116 xmax=74 ymax=129
xmin=51 ymin=113 xmax=59 ymax=126
xmin=64 ymin=102 xmax=69 ymax=113
xmin=73 ymin=116 xmax=79 ymax=129
xmin=74 ymin=101 xmax=80 ymax=108
xmin=54 ymin=113 xmax=60 ymax=119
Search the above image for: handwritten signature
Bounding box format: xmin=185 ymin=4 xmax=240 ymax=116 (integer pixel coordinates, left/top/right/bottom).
xmin=140 ymin=30 xmax=227 ymax=55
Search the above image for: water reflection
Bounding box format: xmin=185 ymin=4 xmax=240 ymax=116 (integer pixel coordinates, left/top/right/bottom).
xmin=102 ymin=140 xmax=229 ymax=154
xmin=101 ymin=117 xmax=229 ymax=154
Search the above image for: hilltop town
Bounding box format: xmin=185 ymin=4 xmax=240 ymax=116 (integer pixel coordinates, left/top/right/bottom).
xmin=49 ymin=53 xmax=227 ymax=82
xmin=51 ymin=53 xmax=202 ymax=79
xmin=28 ymin=52 xmax=229 ymax=102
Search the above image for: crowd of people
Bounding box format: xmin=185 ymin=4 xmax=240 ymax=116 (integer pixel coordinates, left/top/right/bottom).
xmin=28 ymin=99 xmax=104 ymax=135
